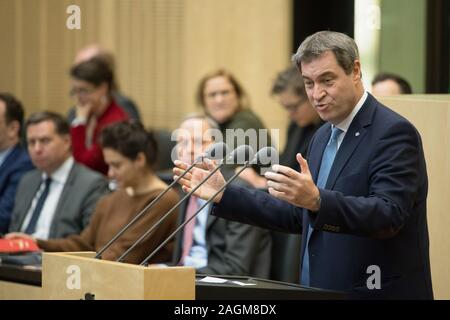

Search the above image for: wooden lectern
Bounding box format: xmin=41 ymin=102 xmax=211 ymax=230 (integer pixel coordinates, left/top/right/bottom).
xmin=41 ymin=252 xmax=195 ymax=300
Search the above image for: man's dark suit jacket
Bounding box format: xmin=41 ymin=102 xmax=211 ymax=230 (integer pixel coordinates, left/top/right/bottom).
xmin=0 ymin=144 xmax=34 ymax=233
xmin=173 ymin=174 xmax=272 ymax=279
xmin=9 ymin=162 xmax=109 ymax=238
xmin=212 ymin=93 xmax=433 ymax=299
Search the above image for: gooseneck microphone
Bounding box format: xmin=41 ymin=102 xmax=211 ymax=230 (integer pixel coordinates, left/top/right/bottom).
xmin=95 ymin=142 xmax=228 ymax=260
xmin=139 ymin=146 xmax=277 ymax=266
xmin=115 ymin=144 xmax=251 ymax=263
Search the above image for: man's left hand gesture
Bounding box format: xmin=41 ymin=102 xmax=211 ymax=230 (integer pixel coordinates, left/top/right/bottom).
xmin=264 ymin=153 xmax=321 ymax=211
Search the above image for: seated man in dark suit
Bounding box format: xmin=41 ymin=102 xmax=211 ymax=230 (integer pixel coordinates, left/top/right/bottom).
xmin=0 ymin=93 xmax=34 ymax=233
xmin=172 ymin=114 xmax=271 ymax=278
xmin=174 ymin=31 xmax=433 ymax=299
xmin=7 ymin=112 xmax=109 ymax=239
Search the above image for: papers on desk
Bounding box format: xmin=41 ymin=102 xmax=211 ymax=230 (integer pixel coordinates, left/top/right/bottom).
xmin=198 ymin=276 xmax=256 ymax=286
xmin=198 ymin=276 xmax=228 ymax=283
xmin=231 ymin=281 xmax=256 ymax=286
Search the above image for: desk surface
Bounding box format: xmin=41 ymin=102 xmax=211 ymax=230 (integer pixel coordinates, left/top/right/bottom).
xmin=0 ymin=264 xmax=345 ymax=300
xmin=195 ymin=275 xmax=345 ymax=299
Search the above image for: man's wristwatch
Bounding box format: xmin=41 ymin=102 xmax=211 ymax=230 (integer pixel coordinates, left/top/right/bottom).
xmin=315 ymin=195 xmax=322 ymax=211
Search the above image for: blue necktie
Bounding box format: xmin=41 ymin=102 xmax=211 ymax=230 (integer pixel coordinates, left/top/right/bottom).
xmin=301 ymin=126 xmax=343 ymax=286
xmin=25 ymin=177 xmax=52 ymax=234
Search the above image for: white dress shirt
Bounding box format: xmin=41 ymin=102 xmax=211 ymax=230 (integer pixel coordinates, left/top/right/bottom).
xmin=21 ymin=157 xmax=74 ymax=240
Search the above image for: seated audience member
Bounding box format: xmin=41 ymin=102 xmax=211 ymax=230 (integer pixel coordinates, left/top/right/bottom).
xmin=0 ymin=93 xmax=34 ymax=233
xmin=70 ymin=57 xmax=129 ymax=175
xmin=7 ymin=112 xmax=108 ymax=239
xmin=196 ymin=69 xmax=271 ymax=155
xmin=371 ymin=72 xmax=413 ymax=95
xmin=8 ymin=122 xmax=179 ymax=264
xmin=68 ymin=44 xmax=141 ymax=122
xmin=173 ymin=114 xmax=271 ymax=277
xmin=238 ymin=66 xmax=323 ymax=188
xmin=173 ymin=31 xmax=432 ymax=299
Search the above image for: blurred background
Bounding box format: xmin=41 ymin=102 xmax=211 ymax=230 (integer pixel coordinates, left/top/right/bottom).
xmin=0 ymin=0 xmax=448 ymax=146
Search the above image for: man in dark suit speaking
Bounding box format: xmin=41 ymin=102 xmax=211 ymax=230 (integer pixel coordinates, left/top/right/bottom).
xmin=173 ymin=31 xmax=433 ymax=299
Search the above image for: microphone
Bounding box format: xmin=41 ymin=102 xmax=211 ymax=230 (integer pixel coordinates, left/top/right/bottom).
xmin=115 ymin=144 xmax=253 ymax=263
xmin=139 ymin=146 xmax=277 ymax=266
xmin=95 ymin=142 xmax=228 ymax=260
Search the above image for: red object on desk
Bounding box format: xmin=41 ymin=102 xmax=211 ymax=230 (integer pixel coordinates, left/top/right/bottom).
xmin=0 ymin=238 xmax=40 ymax=253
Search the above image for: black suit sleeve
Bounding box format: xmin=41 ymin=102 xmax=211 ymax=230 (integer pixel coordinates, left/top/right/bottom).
xmin=197 ymin=220 xmax=268 ymax=276
xmin=212 ymin=185 xmax=303 ymax=233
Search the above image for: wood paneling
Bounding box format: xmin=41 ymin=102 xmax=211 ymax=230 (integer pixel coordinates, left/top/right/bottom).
xmin=0 ymin=0 xmax=290 ymax=149
xmin=183 ymin=0 xmax=291 ymax=148
xmin=379 ymin=95 xmax=450 ymax=299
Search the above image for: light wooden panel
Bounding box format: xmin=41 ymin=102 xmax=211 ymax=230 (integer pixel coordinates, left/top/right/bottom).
xmin=0 ymin=280 xmax=43 ymax=300
xmin=379 ymin=95 xmax=450 ymax=299
xmin=113 ymin=0 xmax=186 ymax=129
xmin=41 ymin=252 xmax=195 ymax=300
xmin=0 ymin=0 xmax=186 ymax=129
xmin=0 ymin=0 xmax=291 ymax=148
xmin=182 ymin=0 xmax=291 ymax=149
xmin=0 ymin=0 xmax=17 ymax=93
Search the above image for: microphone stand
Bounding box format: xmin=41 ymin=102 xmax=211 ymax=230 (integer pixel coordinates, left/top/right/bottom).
xmin=115 ymin=159 xmax=227 ymax=262
xmin=139 ymin=160 xmax=254 ymax=266
xmin=95 ymin=157 xmax=203 ymax=259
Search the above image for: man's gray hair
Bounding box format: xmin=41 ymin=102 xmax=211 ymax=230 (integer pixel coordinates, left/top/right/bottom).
xmin=291 ymin=31 xmax=360 ymax=75
xmin=271 ymin=66 xmax=307 ymax=98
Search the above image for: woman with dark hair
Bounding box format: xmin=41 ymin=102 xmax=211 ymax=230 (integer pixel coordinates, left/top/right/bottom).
xmin=69 ymin=57 xmax=128 ymax=175
xmin=27 ymin=121 xmax=179 ymax=264
xmin=196 ymin=69 xmax=270 ymax=155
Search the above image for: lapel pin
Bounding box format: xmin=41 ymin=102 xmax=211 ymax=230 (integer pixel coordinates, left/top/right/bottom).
xmin=355 ymin=132 xmax=360 ymax=137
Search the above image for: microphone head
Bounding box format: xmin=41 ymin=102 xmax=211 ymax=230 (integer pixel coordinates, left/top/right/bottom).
xmin=226 ymin=145 xmax=255 ymax=165
xmin=193 ymin=142 xmax=229 ymax=162
xmin=252 ymin=146 xmax=279 ymax=166
xmin=204 ymin=142 xmax=229 ymax=160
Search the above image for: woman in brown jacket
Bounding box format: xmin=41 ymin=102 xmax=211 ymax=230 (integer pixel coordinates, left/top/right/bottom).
xmin=8 ymin=121 xmax=179 ymax=264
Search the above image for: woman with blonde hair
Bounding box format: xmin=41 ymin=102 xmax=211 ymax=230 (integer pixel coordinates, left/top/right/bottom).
xmin=196 ymin=69 xmax=270 ymax=155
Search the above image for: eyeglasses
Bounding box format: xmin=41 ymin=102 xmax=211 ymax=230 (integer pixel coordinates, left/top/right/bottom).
xmin=205 ymin=89 xmax=233 ymax=100
xmin=69 ymin=87 xmax=96 ymax=97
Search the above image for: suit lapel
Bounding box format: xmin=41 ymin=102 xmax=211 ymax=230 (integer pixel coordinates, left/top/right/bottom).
xmin=48 ymin=164 xmax=77 ymax=237
xmin=325 ymin=123 xmax=366 ymax=189
xmin=326 ymin=96 xmax=375 ymax=190
xmin=17 ymin=172 xmax=42 ymax=229
xmin=0 ymin=145 xmax=19 ymax=186
xmin=308 ymin=124 xmax=332 ymax=183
